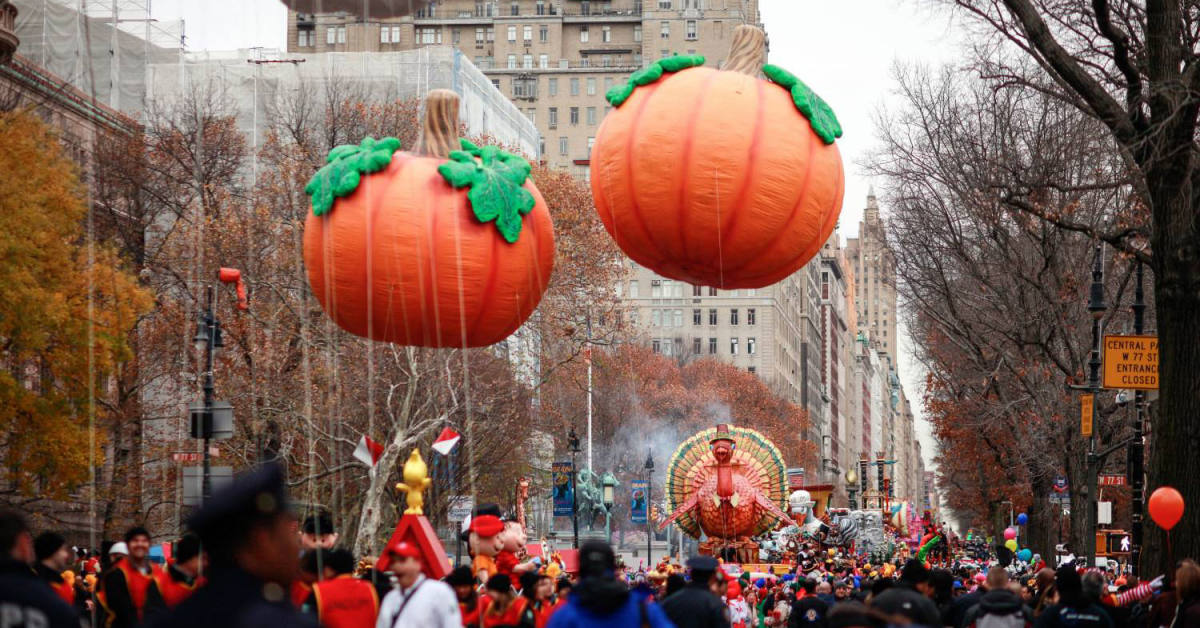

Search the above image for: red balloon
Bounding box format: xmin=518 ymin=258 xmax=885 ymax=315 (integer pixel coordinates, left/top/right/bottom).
xmin=1148 ymin=486 xmax=1185 ymax=531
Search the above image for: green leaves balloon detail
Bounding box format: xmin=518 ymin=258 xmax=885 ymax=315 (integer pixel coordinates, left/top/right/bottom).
xmin=304 ymin=137 xmax=535 ymax=244
xmin=437 ymin=139 xmax=536 ymax=244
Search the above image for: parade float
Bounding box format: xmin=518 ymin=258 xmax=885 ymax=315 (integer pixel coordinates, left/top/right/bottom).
xmin=303 ymin=89 xmax=555 ymax=347
xmin=589 ymin=25 xmax=844 ymax=289
xmin=659 ymin=424 xmax=796 ymax=563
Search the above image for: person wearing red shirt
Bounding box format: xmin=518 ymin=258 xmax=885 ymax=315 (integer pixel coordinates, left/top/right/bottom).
xmin=309 ymin=549 xmax=379 ymax=628
xmin=98 ymin=526 xmax=166 ymax=628
xmin=34 ymin=532 xmax=75 ymax=606
xmin=154 ymin=534 xmax=204 ymax=609
xmin=445 ymin=565 xmax=490 ymax=627
xmin=482 ymin=574 xmax=534 ymax=628
xmin=518 ymin=571 xmax=554 ymax=628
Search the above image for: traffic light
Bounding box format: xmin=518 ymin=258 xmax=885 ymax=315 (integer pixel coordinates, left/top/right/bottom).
xmin=651 ymin=504 xmax=660 ymax=522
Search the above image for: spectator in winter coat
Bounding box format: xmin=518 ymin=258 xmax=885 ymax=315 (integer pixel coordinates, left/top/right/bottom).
xmin=545 ymin=541 xmax=674 ymax=628
xmin=1033 ymin=565 xmax=1113 ymax=628
xmin=1172 ymin=560 xmax=1200 ymax=628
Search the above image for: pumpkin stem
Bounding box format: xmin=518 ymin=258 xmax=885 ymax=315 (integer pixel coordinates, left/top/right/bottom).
xmin=415 ymin=89 xmax=461 ymax=158
xmin=724 ymin=25 xmax=766 ymax=76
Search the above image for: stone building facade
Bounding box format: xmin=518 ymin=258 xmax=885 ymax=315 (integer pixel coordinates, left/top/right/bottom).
xmin=285 ymin=0 xmax=760 ymax=176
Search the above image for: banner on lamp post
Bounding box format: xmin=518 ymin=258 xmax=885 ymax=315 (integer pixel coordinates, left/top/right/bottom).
xmin=552 ymin=462 xmax=574 ymax=517
xmin=630 ymin=479 xmax=648 ymax=524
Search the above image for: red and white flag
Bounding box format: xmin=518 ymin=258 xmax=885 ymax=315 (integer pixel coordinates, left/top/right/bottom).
xmin=431 ymin=426 xmax=461 ymax=456
xmin=353 ymin=435 xmax=384 ymax=467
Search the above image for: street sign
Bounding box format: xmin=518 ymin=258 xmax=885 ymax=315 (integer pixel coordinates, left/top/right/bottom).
xmin=1053 ymin=475 xmax=1069 ymax=493
xmin=447 ymin=495 xmax=474 ymax=521
xmin=172 ymin=447 xmax=220 ymax=462
xmin=1102 ymin=335 xmax=1159 ymax=390
xmin=1098 ymin=501 xmax=1113 ymax=525
xmin=1049 ymin=492 xmax=1071 ymax=505
xmin=1081 ymin=394 xmax=1094 ymax=437
xmin=1099 ymin=474 xmax=1127 ymax=486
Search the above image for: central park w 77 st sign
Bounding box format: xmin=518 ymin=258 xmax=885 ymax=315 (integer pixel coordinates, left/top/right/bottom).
xmin=1102 ymin=335 xmax=1159 ymax=390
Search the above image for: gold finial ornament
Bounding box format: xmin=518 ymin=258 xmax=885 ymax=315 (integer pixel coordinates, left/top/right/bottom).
xmin=395 ymin=449 xmax=432 ymax=515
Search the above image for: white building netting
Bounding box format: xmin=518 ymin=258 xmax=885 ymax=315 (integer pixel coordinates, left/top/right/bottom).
xmin=145 ymin=46 xmax=540 ymax=158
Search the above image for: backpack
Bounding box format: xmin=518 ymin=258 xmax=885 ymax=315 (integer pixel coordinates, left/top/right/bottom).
xmin=972 ymin=610 xmax=1031 ymax=628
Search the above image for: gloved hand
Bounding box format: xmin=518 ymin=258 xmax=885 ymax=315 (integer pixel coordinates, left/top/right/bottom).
xmin=1150 ymin=575 xmax=1165 ymax=590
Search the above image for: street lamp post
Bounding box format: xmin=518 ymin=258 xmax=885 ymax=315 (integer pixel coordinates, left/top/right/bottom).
xmin=644 ymin=450 xmax=654 ymax=565
xmin=191 ymin=285 xmax=223 ymax=504
xmin=1085 ymin=244 xmax=1106 ymax=568
xmin=601 ymin=471 xmax=616 ymax=545
xmin=846 ymin=468 xmax=859 ymax=510
xmin=569 ymin=429 xmax=581 ymax=549
xmin=1129 ymin=261 xmax=1146 ymax=577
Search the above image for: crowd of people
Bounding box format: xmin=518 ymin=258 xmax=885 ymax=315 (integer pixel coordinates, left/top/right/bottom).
xmin=2 ymin=463 xmax=1198 ymax=628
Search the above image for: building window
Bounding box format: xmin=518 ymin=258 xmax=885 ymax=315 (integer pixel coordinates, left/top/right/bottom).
xmin=508 ymin=25 xmax=517 ymax=42
xmin=692 ymin=284 xmax=702 ymax=296
xmin=540 ymin=24 xmax=549 ymax=42
xmin=659 ymin=0 xmax=672 ymax=7
xmin=452 ymin=28 xmax=461 ymax=44
xmin=730 ymin=338 xmax=739 ymax=355
xmin=548 ymin=78 xmax=558 ymax=95
xmin=507 ymin=54 xmax=518 ymax=68
xmin=511 ymin=1 xmax=520 ymax=15
xmin=570 ymin=107 xmax=580 ymax=125
xmin=523 ymin=53 xmax=533 ymax=68
xmin=661 ymin=21 xmax=670 ymax=38
xmin=587 ymin=136 xmax=594 ymax=156
xmin=580 ymin=56 xmax=590 ymax=67
xmin=748 ymin=366 xmax=756 ymax=374
xmin=708 ymin=287 xmax=717 ymax=296
xmin=635 ymin=52 xmax=643 ymax=66
xmin=747 ymin=308 xmax=756 ymax=325
xmin=693 ymin=337 xmax=702 ymax=355
xmin=571 ymin=78 xmax=580 ymax=95
xmin=521 ymin=25 xmax=531 ymax=42
xmin=652 ymin=339 xmax=661 ymax=353
xmin=584 ymin=106 xmax=595 ymax=125
xmin=539 ymin=53 xmax=549 ymax=68
xmin=629 ymin=280 xmax=639 ymax=297
xmin=487 ymin=27 xmax=495 ymax=41
xmin=586 ymin=77 xmax=596 ymax=95
xmin=652 ymin=310 xmax=662 ymax=326
xmin=298 ymin=28 xmax=314 ymax=47
xmin=537 ymin=0 xmax=546 ymax=14
xmin=326 ymin=26 xmax=337 ymax=45
xmin=730 ymin=309 xmax=739 ymax=325
xmin=747 ymin=337 xmax=756 ymax=355
xmin=651 ymin=280 xmax=662 ymax=297
xmin=663 ymin=338 xmax=675 ymax=356
xmin=708 ymin=337 xmax=717 ymax=354
xmin=580 ymin=25 xmax=590 ymax=43
xmin=559 ymin=137 xmax=569 ymax=155
xmin=381 ymin=26 xmax=394 ymax=43
xmin=417 ymin=27 xmax=441 ymax=44
xmin=602 ymin=25 xmax=612 ymax=42
xmin=513 ymin=77 xmax=536 ymax=98
xmin=660 ymin=49 xmax=670 ymax=59
xmin=674 ymin=309 xmax=683 ymax=327
xmin=634 ymin=24 xmax=643 ymax=42
xmin=476 ymin=27 xmax=485 ymax=43
xmin=684 ymin=0 xmax=701 ymax=8
xmin=693 ymin=309 xmax=701 ymax=325
xmin=686 ymin=20 xmax=697 ymax=39
xmin=548 ymin=107 xmax=558 ymax=127
xmin=708 ymin=309 xmax=717 ymax=325
xmin=337 ymin=26 xmax=346 ymax=43
xmin=601 ymin=55 xmax=612 ymax=67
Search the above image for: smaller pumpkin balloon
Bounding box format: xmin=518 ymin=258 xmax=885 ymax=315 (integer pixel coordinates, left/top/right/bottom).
xmin=303 ymin=90 xmax=555 ymax=347
xmin=1148 ymin=486 xmax=1185 ymax=530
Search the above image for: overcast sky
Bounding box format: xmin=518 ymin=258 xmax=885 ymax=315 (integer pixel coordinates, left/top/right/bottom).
xmin=149 ymin=0 xmax=967 ymax=473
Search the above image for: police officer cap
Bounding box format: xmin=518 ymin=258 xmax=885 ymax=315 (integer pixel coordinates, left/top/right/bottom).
xmin=687 ymin=556 xmax=719 ymax=573
xmin=186 ymin=462 xmax=289 ymax=562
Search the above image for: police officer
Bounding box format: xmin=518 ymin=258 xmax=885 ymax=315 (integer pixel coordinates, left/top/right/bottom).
xmin=0 ymin=508 xmax=79 ymax=628
xmin=658 ymin=555 xmax=731 ymax=628
xmin=146 ymin=462 xmax=317 ymax=628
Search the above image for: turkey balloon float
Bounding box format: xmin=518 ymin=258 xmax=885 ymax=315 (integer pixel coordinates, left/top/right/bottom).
xmin=303 ymin=90 xmax=555 ymax=347
xmin=590 ymin=25 xmax=844 ymax=288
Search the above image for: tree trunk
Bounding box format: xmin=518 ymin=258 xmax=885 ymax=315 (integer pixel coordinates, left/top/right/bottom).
xmin=1029 ymin=474 xmax=1054 ymax=560
xmin=352 ymin=435 xmax=406 ymax=558
xmin=1143 ymin=242 xmax=1200 ymax=576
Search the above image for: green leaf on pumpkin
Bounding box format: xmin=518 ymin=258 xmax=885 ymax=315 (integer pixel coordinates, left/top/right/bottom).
xmin=763 ymin=63 xmax=842 ymax=145
xmin=437 ymin=139 xmax=536 ymax=244
xmin=605 ymin=54 xmax=707 ymax=107
xmin=305 ymin=136 xmax=402 ymax=216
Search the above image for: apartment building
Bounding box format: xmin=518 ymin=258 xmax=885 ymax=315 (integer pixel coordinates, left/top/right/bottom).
xmin=285 ymin=0 xmax=760 ymax=176
xmin=846 ymin=189 xmax=899 ymax=371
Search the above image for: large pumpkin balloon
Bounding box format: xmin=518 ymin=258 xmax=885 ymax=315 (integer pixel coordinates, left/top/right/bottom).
xmin=590 ymin=26 xmax=844 ymax=288
xmin=303 ymin=90 xmax=555 ymax=347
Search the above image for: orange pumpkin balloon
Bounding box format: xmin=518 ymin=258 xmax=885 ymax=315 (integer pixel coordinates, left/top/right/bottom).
xmin=303 ymin=90 xmax=555 ymax=347
xmin=590 ymin=26 xmax=844 ymax=289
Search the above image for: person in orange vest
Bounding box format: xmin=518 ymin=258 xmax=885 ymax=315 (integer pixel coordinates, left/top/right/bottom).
xmin=446 ymin=565 xmax=490 ymax=626
xmin=482 ymin=574 xmax=535 ymax=628
xmin=34 ymin=532 xmax=75 ymax=606
xmin=99 ymin=526 xmax=166 ymax=628
xmin=518 ymin=571 xmax=555 ymax=628
xmin=307 ymin=548 xmax=379 ymax=628
xmin=155 ymin=534 xmax=204 ymax=608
